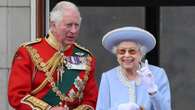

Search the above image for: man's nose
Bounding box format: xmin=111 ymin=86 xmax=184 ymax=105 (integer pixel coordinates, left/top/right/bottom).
xmin=70 ymin=25 xmax=79 ymax=33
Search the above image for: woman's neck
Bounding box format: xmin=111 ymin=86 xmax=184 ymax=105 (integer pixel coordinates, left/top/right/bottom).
xmin=121 ymin=66 xmax=138 ymax=80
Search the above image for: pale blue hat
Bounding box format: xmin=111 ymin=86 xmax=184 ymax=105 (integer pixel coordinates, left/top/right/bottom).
xmin=102 ymin=26 xmax=156 ymax=53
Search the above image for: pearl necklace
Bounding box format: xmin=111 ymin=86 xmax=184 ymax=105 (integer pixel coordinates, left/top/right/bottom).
xmin=117 ymin=66 xmax=141 ymax=103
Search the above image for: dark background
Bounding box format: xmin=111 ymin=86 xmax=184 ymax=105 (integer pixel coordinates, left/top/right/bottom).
xmin=47 ymin=0 xmax=195 ymax=109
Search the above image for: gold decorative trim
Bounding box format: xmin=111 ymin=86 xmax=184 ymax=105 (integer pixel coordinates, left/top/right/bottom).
xmin=20 ymin=38 xmax=42 ymax=47
xmin=46 ymin=31 xmax=60 ymax=50
xmin=25 ymin=46 xmax=49 ymax=95
xmin=73 ymin=104 xmax=94 ymax=110
xmin=74 ymin=43 xmax=93 ymax=56
xmin=31 ymin=80 xmax=48 ymax=95
xmin=21 ymin=94 xmax=52 ymax=110
xmin=25 ymin=45 xmax=92 ymax=103
xmin=46 ymin=31 xmax=71 ymax=51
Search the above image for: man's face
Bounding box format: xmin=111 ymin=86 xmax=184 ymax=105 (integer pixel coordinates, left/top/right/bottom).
xmin=53 ymin=9 xmax=81 ymax=45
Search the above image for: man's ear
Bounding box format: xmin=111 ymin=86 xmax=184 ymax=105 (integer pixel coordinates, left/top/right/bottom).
xmin=49 ymin=21 xmax=57 ymax=33
xmin=50 ymin=21 xmax=56 ymax=28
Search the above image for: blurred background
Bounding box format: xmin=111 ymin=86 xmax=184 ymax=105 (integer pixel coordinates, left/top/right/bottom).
xmin=1 ymin=0 xmax=195 ymax=109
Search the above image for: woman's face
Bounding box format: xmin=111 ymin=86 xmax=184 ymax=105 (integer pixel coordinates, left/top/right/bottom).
xmin=116 ymin=41 xmax=142 ymax=71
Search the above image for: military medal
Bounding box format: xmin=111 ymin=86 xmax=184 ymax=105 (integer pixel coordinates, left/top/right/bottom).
xmin=75 ymin=52 xmax=85 ymax=56
xmin=65 ymin=56 xmax=88 ymax=70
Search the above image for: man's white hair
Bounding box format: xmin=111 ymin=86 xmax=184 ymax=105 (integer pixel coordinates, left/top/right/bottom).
xmin=50 ymin=1 xmax=81 ymax=24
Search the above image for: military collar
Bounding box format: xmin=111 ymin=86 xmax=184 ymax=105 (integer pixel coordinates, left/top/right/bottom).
xmin=46 ymin=31 xmax=71 ymax=51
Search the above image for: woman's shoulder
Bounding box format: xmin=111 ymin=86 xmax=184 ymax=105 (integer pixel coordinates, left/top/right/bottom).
xmin=149 ymin=65 xmax=168 ymax=78
xmin=100 ymin=66 xmax=121 ymax=85
xmin=149 ymin=65 xmax=165 ymax=72
xmin=149 ymin=64 xmax=162 ymax=69
xmin=103 ymin=66 xmax=118 ymax=73
xmin=102 ymin=66 xmax=119 ymax=77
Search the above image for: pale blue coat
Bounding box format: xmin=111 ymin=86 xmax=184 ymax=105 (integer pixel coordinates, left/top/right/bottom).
xmin=96 ymin=65 xmax=171 ymax=110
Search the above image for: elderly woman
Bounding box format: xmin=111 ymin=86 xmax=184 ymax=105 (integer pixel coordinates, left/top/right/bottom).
xmin=96 ymin=27 xmax=171 ymax=110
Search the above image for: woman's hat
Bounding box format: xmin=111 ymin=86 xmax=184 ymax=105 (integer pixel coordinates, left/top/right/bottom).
xmin=102 ymin=26 xmax=156 ymax=53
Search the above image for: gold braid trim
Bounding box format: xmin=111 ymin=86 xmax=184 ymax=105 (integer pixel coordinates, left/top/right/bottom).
xmin=73 ymin=104 xmax=94 ymax=110
xmin=46 ymin=31 xmax=60 ymax=50
xmin=31 ymin=80 xmax=48 ymax=95
xmin=46 ymin=32 xmax=71 ymax=51
xmin=26 ymin=46 xmax=64 ymax=95
xmin=20 ymin=38 xmax=42 ymax=47
xmin=74 ymin=43 xmax=94 ymax=57
xmin=21 ymin=94 xmax=52 ymax=110
xmin=25 ymin=46 xmax=48 ymax=95
xmin=26 ymin=45 xmax=92 ymax=103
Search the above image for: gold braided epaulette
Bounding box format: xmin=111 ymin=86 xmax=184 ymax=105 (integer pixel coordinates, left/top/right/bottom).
xmin=12 ymin=38 xmax=42 ymax=61
xmin=20 ymin=38 xmax=42 ymax=47
xmin=74 ymin=43 xmax=94 ymax=57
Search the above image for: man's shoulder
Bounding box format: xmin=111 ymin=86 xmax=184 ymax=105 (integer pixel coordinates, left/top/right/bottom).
xmin=19 ymin=38 xmax=42 ymax=48
xmin=73 ymin=43 xmax=94 ymax=57
xmin=14 ymin=38 xmax=43 ymax=53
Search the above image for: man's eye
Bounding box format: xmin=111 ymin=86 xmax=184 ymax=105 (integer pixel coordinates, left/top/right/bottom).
xmin=66 ymin=24 xmax=72 ymax=27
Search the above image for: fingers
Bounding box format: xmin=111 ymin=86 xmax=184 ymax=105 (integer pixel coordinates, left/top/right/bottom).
xmin=144 ymin=59 xmax=149 ymax=68
xmin=137 ymin=60 xmax=153 ymax=78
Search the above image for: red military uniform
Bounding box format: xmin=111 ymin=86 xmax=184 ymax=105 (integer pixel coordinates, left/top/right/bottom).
xmin=8 ymin=32 xmax=98 ymax=110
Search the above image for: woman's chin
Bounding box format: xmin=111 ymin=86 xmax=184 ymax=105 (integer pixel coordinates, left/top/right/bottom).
xmin=121 ymin=65 xmax=134 ymax=70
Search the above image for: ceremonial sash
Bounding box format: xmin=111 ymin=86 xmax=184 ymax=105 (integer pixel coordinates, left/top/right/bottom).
xmin=42 ymin=46 xmax=90 ymax=106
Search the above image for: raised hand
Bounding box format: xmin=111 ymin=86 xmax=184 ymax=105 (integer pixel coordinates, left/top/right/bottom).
xmin=137 ymin=60 xmax=158 ymax=94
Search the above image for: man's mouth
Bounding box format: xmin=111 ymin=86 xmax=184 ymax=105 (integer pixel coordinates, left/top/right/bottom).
xmin=65 ymin=36 xmax=75 ymax=41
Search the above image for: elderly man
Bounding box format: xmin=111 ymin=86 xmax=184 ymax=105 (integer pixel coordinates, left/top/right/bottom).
xmin=8 ymin=1 xmax=98 ymax=110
